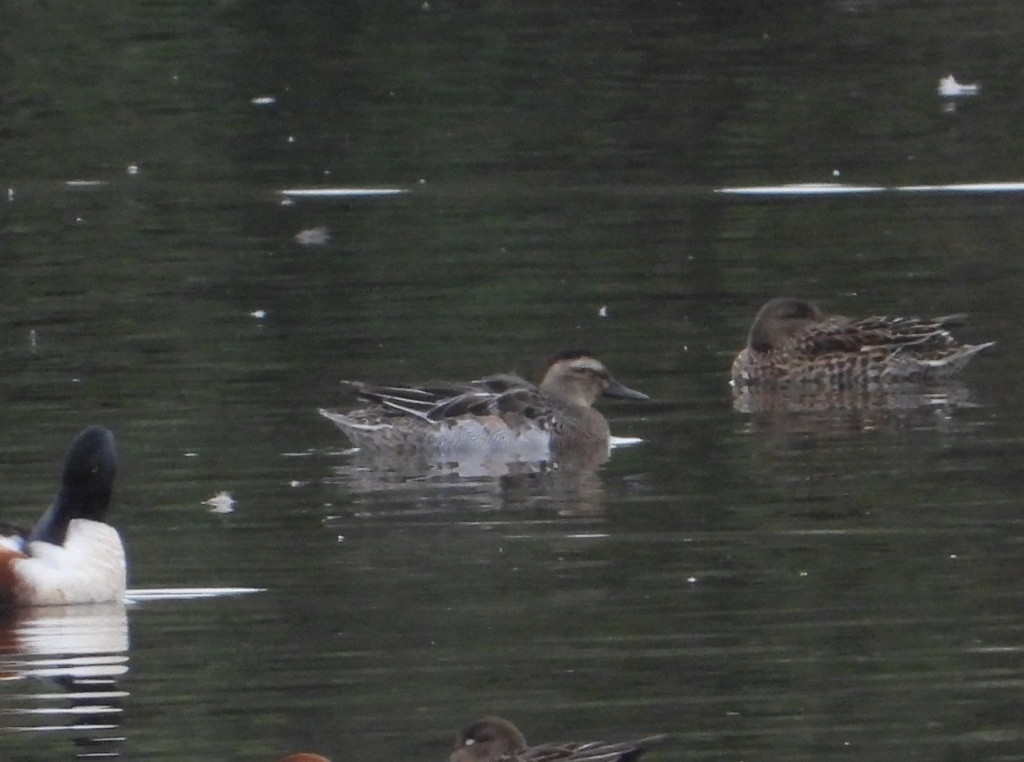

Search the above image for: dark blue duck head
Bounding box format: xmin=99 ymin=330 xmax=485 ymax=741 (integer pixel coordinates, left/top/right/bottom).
xmin=25 ymin=426 xmax=117 ymax=547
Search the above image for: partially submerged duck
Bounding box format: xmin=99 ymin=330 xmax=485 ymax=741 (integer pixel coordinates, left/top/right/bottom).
xmin=731 ymin=297 xmax=993 ymax=387
xmin=319 ymin=350 xmax=648 ymax=461
xmin=451 ymin=716 xmax=663 ymax=762
xmin=0 ymin=426 xmax=125 ymax=607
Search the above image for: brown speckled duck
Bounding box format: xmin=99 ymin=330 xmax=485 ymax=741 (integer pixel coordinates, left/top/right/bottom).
xmin=450 ymin=716 xmax=663 ymax=762
xmin=731 ymin=297 xmax=994 ymax=387
xmin=319 ymin=351 xmax=648 ymax=460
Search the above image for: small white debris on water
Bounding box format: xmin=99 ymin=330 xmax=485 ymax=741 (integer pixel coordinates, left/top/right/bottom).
xmin=938 ymin=74 xmax=979 ymax=97
xmin=126 ymin=165 xmax=139 ymax=175
xmin=687 ymin=576 xmax=697 ymax=583
xmin=287 ymin=136 xmax=295 ymax=143
xmin=204 ymin=491 xmax=235 ymax=514
xmin=598 ymin=305 xmax=608 ymax=317
xmin=289 ymin=480 xmax=304 ymax=487
xmin=832 ymin=169 xmax=841 ymax=177
xmin=250 ymin=96 xmax=276 ymax=105
xmin=251 ymin=309 xmax=267 ymax=319
xmin=295 ymin=227 xmax=330 ymax=246
xmin=7 ymin=188 xmax=13 ymax=201
xmin=185 ymin=451 xmax=199 ymax=458
xmin=29 ymin=330 xmax=36 ymax=349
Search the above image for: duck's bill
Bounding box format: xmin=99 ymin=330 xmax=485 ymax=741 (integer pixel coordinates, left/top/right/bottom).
xmin=603 ymin=378 xmax=650 ymax=401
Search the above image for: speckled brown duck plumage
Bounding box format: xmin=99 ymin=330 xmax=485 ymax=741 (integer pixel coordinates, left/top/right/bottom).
xmin=319 ymin=351 xmax=648 ymax=459
xmin=731 ymin=297 xmax=994 ymax=387
xmin=450 ymin=716 xmax=664 ymax=762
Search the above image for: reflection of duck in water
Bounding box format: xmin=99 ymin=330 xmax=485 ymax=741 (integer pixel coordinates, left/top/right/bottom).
xmin=0 ymin=426 xmax=126 ymax=606
xmin=733 ymin=383 xmax=978 ymax=442
xmin=0 ymin=602 xmax=129 ymax=754
xmin=320 ymin=351 xmax=648 ymax=469
xmin=731 ymin=298 xmax=993 ymax=388
xmin=450 ymin=716 xmax=664 ymax=762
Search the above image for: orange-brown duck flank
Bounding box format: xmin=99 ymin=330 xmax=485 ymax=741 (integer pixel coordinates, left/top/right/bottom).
xmin=451 ymin=716 xmax=664 ymax=762
xmin=319 ymin=351 xmax=648 ymax=459
xmin=731 ymin=297 xmax=994 ymax=388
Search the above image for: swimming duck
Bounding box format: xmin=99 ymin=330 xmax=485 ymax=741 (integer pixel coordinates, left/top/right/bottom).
xmin=731 ymin=297 xmax=994 ymax=387
xmin=319 ymin=351 xmax=648 ymax=459
xmin=0 ymin=426 xmax=126 ymax=606
xmin=451 ymin=716 xmax=663 ymax=762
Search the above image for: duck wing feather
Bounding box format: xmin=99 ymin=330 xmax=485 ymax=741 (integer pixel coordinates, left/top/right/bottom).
xmin=345 ymin=374 xmax=547 ymax=423
xmin=792 ymin=315 xmax=965 ymax=357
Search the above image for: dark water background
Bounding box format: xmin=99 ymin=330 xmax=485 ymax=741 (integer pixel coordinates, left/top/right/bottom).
xmin=2 ymin=1 xmax=1024 ymax=760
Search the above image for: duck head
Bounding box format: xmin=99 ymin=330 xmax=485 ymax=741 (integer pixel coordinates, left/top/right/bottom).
xmin=540 ymin=351 xmax=649 ymax=407
xmin=451 ymin=717 xmax=527 ymax=762
xmin=747 ymin=297 xmax=829 ymax=352
xmin=25 ymin=426 xmax=117 ymax=547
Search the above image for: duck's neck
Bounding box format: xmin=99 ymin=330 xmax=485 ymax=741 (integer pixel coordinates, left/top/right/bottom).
xmin=24 ymin=496 xmax=72 ymax=547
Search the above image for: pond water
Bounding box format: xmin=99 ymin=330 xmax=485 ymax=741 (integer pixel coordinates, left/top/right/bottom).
xmin=2 ymin=1 xmax=1024 ymax=760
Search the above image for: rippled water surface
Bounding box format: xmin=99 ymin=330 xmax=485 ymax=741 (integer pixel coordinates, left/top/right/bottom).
xmin=2 ymin=1 xmax=1024 ymax=760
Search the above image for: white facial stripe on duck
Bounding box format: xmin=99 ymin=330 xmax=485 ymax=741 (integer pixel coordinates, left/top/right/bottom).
xmin=543 ymin=357 xmax=649 ymax=404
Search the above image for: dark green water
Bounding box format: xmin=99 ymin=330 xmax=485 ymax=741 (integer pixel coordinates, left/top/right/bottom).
xmin=1 ymin=1 xmax=1023 ymax=760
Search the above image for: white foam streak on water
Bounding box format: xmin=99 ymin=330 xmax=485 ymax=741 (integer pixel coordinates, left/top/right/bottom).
xmin=279 ymin=188 xmax=409 ymax=197
xmin=897 ymin=182 xmax=1024 ymax=192
xmin=717 ymin=181 xmax=1024 ymax=196
xmin=610 ymin=436 xmax=643 ymax=448
xmin=717 ymin=182 xmax=884 ymax=195
xmin=124 ymin=587 xmax=264 ymax=602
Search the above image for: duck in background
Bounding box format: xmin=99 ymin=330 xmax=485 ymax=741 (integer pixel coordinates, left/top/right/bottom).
xmin=0 ymin=426 xmax=125 ymax=606
xmin=731 ymin=297 xmax=993 ymax=388
xmin=451 ymin=716 xmax=664 ymax=762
